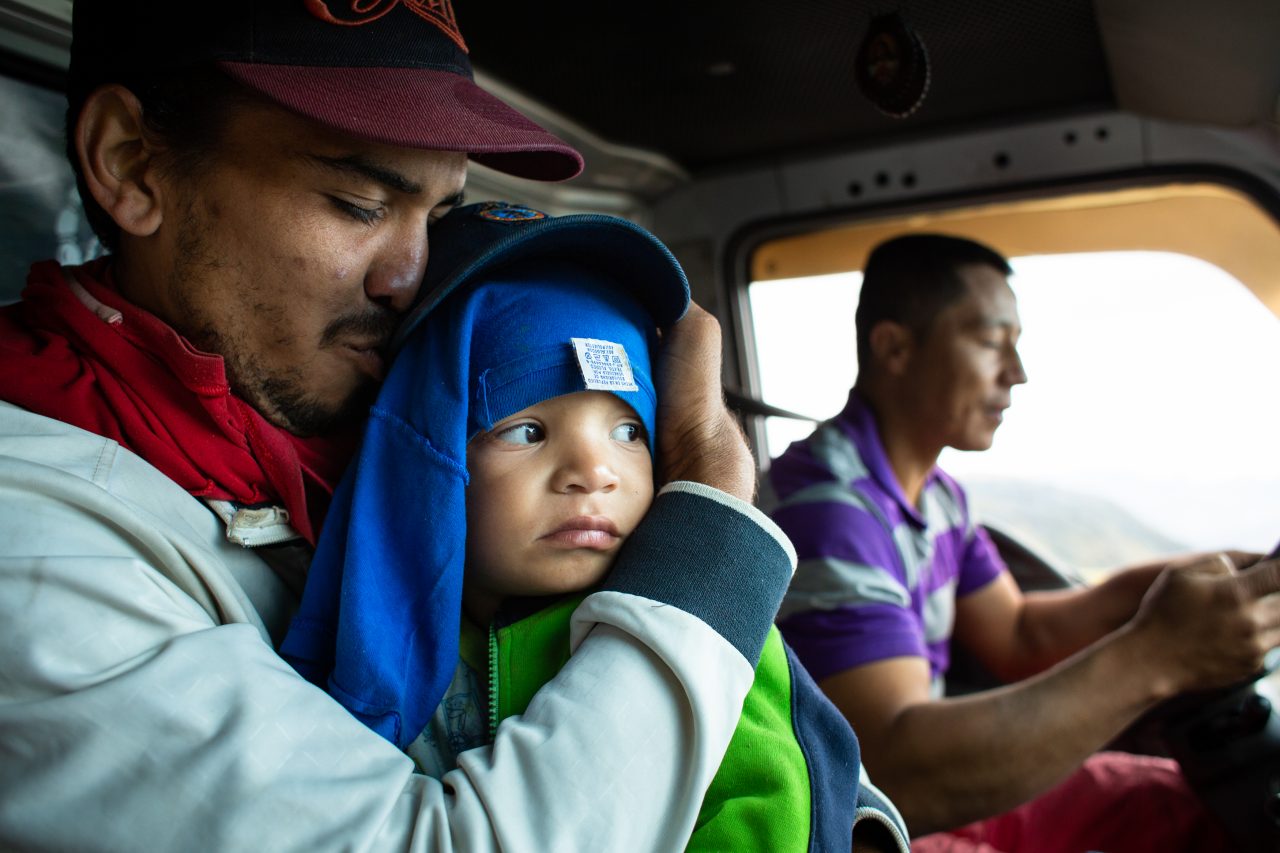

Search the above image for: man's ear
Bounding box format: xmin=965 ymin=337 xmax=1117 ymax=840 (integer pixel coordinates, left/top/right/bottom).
xmin=74 ymin=85 xmax=165 ymax=238
xmin=868 ymin=320 xmax=914 ymax=377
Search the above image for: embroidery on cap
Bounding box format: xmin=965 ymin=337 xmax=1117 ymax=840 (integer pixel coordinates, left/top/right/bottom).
xmin=476 ymin=202 xmax=549 ymax=223
xmin=304 ymin=0 xmax=468 ymax=53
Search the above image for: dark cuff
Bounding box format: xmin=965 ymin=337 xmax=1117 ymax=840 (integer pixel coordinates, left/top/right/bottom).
xmin=602 ymin=482 xmax=796 ymax=665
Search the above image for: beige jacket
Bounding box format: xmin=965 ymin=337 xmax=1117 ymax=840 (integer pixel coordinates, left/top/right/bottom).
xmin=0 ymin=401 xmax=798 ymax=852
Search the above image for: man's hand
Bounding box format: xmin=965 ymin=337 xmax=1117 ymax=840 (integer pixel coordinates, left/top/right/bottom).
xmin=1128 ymin=554 xmax=1280 ymax=698
xmin=655 ymin=302 xmax=756 ymax=501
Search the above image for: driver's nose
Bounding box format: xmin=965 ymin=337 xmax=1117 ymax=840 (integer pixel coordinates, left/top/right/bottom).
xmin=1003 ymin=345 xmax=1028 ymax=387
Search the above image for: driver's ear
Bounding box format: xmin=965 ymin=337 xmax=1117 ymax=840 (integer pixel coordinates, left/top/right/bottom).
xmin=869 ymin=320 xmax=914 ymax=377
xmin=74 ymin=84 xmax=166 ymax=238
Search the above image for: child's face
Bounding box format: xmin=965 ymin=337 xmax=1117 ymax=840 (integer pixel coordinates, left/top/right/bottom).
xmin=463 ymin=390 xmax=655 ymax=623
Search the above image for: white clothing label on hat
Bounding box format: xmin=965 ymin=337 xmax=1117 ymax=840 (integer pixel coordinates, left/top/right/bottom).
xmin=572 ymin=338 xmax=638 ymax=392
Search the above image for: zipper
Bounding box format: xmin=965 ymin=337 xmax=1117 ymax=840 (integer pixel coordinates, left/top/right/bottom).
xmin=486 ymin=623 xmax=499 ymax=742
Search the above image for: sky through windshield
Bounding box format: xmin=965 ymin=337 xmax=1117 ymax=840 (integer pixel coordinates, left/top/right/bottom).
xmin=751 ymin=251 xmax=1280 ymax=561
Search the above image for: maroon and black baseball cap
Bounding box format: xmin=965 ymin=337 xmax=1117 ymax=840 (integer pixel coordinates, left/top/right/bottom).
xmin=68 ymin=1 xmax=583 ymax=182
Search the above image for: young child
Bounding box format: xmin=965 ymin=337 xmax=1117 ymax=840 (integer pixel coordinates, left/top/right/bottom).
xmin=282 ymin=202 xmax=907 ymax=851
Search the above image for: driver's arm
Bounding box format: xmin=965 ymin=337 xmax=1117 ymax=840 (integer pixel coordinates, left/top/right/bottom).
xmin=951 ymin=564 xmax=1158 ymax=682
xmin=819 ymin=553 xmax=1280 ymax=835
xmin=955 ymin=550 xmax=1264 ymax=683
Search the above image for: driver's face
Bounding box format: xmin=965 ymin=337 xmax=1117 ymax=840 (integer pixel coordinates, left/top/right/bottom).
xmin=139 ymin=99 xmax=467 ymax=435
xmin=900 ymin=264 xmax=1028 ymax=452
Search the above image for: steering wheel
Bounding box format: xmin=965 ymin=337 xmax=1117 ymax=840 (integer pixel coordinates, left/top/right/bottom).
xmin=1145 ymin=541 xmax=1280 ymax=852
xmin=982 ymin=527 xmax=1280 ymax=850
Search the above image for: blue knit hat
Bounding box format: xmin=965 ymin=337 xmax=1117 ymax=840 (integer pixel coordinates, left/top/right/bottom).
xmin=406 ymin=200 xmax=692 ymax=451
xmin=463 ymin=262 xmax=658 ymax=452
xmin=281 ymin=203 xmax=690 ymax=748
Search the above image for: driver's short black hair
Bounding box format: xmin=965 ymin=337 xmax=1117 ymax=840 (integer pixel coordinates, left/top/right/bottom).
xmin=855 ymin=233 xmax=1012 ymax=367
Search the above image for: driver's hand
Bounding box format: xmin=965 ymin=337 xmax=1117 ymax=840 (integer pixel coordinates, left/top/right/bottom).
xmin=1225 ymin=550 xmax=1266 ymax=569
xmin=654 ymin=301 xmax=755 ymax=502
xmin=1163 ymin=549 xmax=1266 ymax=571
xmin=1129 ymin=554 xmax=1280 ymax=695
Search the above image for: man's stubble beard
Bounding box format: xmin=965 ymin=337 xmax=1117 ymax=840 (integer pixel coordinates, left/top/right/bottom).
xmin=167 ymin=201 xmax=382 ymax=437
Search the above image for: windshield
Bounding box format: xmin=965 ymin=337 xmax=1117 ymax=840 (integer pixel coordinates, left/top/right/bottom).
xmin=749 ymin=250 xmax=1280 ymax=578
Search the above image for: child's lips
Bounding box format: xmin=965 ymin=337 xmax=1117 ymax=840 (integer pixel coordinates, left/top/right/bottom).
xmin=541 ymin=516 xmax=621 ymax=549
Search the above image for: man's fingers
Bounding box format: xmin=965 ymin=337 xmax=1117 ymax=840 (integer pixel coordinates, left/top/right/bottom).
xmin=1227 ymin=550 xmax=1266 ymax=570
xmin=1258 ymin=594 xmax=1280 ymax=643
xmin=1237 ymin=558 xmax=1280 ymax=602
xmin=661 ymin=300 xmax=716 ymax=350
xmin=657 ymin=301 xmax=721 ymax=391
xmin=674 ymin=299 xmax=712 ymax=330
xmin=1178 ymin=551 xmax=1237 ymax=577
xmin=652 ymin=300 xmax=756 ymax=500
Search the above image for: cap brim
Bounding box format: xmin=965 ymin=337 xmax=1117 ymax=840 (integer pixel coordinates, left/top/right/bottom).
xmin=218 ymin=62 xmax=583 ymax=182
xmin=392 ymin=213 xmax=691 ymax=353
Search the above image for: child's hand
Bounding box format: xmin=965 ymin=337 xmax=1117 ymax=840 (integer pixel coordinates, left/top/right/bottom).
xmin=655 ymin=302 xmax=756 ymax=501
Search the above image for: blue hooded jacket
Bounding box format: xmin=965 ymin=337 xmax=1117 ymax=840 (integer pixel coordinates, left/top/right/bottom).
xmin=280 ymin=203 xmax=689 ymax=747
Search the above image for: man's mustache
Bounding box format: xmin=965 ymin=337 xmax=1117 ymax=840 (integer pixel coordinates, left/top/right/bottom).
xmin=320 ymin=308 xmax=400 ymax=349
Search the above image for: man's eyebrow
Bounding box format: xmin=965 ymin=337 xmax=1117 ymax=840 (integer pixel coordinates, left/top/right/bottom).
xmin=308 ymin=154 xmax=425 ymax=195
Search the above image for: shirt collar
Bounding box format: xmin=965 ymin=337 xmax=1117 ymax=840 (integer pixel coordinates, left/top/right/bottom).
xmin=836 ymin=389 xmax=936 ymax=527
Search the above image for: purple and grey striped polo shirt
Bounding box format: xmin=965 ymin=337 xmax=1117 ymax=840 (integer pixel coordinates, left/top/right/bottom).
xmin=768 ymin=391 xmax=1005 ymax=695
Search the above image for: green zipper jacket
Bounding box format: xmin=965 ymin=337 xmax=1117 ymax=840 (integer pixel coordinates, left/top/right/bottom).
xmin=459 ymin=594 xmax=906 ymax=852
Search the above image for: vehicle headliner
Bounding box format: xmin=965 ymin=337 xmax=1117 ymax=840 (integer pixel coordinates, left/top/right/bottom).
xmin=457 ymin=0 xmax=1280 ymax=177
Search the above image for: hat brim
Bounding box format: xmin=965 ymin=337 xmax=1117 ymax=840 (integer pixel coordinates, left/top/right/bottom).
xmin=218 ymin=62 xmax=583 ymax=182
xmin=392 ymin=212 xmax=691 ymax=353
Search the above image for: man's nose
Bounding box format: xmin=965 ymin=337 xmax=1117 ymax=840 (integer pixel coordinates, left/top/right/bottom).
xmin=1004 ymin=347 xmax=1028 ymax=386
xmin=364 ymin=216 xmax=429 ymax=314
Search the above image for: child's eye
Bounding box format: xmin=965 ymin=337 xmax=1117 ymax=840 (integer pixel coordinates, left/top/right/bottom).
xmin=494 ymin=422 xmax=544 ymax=445
xmin=610 ymin=422 xmax=646 ymax=443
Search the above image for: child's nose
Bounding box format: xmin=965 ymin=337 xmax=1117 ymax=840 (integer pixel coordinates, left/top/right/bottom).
xmin=553 ymin=442 xmax=620 ymax=494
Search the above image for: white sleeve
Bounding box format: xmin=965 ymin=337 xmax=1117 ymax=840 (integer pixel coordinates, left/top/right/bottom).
xmin=0 ymin=450 xmax=794 ymax=851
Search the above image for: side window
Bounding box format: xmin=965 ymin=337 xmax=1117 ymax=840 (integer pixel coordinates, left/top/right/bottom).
xmin=0 ymin=72 xmax=101 ymax=303
xmin=747 ymin=184 xmax=1280 ymax=580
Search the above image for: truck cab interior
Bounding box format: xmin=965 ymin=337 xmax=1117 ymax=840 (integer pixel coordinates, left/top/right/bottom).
xmin=2 ymin=0 xmax=1277 ymax=848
